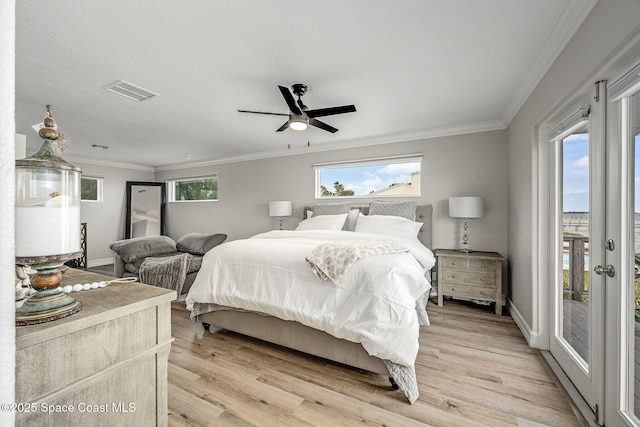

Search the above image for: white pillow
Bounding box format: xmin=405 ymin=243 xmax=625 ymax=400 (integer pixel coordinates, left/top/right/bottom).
xmin=295 ymin=213 xmax=348 ymax=231
xmin=306 ymin=209 xmax=359 ymax=231
xmin=354 ymin=214 xmax=423 ymax=240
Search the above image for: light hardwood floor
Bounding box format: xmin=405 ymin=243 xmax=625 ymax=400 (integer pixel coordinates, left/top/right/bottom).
xmin=167 ymin=300 xmax=587 ymax=426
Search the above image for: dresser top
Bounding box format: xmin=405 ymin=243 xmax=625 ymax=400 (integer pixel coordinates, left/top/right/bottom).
xmin=435 ymin=248 xmax=504 ymax=260
xmin=16 ymin=269 xmax=176 ymax=348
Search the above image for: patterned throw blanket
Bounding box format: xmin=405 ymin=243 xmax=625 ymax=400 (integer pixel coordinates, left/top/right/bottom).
xmin=305 ymin=239 xmax=409 ymax=283
xmin=139 ymin=252 xmax=192 ymax=295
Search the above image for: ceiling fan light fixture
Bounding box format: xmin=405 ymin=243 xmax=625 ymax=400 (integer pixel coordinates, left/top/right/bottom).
xmin=289 ymin=118 xmax=308 ymax=131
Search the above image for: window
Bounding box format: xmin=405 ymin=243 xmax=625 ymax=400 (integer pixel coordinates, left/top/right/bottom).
xmin=81 ymin=175 xmax=103 ymax=202
xmin=168 ymin=175 xmax=218 ymax=202
xmin=314 ymin=154 xmax=422 ymax=198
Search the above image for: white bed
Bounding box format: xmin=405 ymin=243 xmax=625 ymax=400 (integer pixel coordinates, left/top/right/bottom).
xmin=186 ymin=204 xmax=434 ymax=403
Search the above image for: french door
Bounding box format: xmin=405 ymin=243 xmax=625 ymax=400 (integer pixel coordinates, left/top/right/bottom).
xmin=603 ymin=71 xmax=640 ymax=426
xmin=549 ymin=82 xmax=606 ymax=424
xmin=549 ymin=75 xmax=640 ymax=425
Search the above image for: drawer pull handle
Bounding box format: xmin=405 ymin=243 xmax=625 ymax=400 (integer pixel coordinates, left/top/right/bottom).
xmin=480 ymin=291 xmax=486 ymax=295
xmin=451 ymin=275 xmax=456 ymax=279
xmin=481 ymin=263 xmax=486 ymax=268
xmin=481 ymin=277 xmax=485 ymax=281
xmin=451 ymin=261 xmax=456 ymax=265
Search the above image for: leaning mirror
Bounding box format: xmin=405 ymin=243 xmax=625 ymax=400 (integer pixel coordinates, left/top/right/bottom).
xmin=125 ymin=181 xmax=166 ymax=239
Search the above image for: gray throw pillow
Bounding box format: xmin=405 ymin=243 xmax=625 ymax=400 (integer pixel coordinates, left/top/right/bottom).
xmin=176 ymin=233 xmax=227 ymax=255
xmin=344 ymin=208 xmax=360 ymax=231
xmin=311 ymin=202 xmax=352 ymax=216
xmin=109 ymin=235 xmax=177 ymax=263
xmin=369 ymin=200 xmax=417 ymax=220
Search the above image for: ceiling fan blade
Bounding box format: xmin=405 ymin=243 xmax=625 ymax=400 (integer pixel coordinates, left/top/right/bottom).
xmin=237 ymin=109 xmax=289 ymax=116
xmin=276 ymin=121 xmax=290 ymax=132
xmin=306 ymin=105 xmax=356 ymax=118
xmin=309 ymin=118 xmax=338 ymax=133
xmin=278 ymin=85 xmax=303 ymax=115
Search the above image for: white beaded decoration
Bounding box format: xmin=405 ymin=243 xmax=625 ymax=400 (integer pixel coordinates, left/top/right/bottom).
xmin=61 ymin=281 xmax=108 ymax=293
xmin=59 ymin=277 xmax=137 ymax=293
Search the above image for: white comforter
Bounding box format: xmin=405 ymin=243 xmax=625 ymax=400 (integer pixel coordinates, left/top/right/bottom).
xmin=186 ymin=229 xmax=435 ymax=367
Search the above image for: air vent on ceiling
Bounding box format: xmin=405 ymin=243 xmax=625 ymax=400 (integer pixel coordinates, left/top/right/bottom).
xmin=103 ymin=80 xmax=158 ymax=102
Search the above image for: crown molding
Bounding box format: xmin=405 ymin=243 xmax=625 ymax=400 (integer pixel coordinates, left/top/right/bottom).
xmin=154 ymin=120 xmax=506 ymax=172
xmin=501 ymin=0 xmax=599 ymax=126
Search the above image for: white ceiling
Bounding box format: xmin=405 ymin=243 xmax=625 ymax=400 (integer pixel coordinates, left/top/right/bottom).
xmin=15 ymin=0 xmax=596 ymax=169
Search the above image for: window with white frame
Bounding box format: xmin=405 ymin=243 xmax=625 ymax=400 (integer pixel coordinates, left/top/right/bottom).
xmin=81 ymin=175 xmax=103 ymax=202
xmin=168 ymin=175 xmax=218 ymax=202
xmin=314 ymin=154 xmax=422 ymax=198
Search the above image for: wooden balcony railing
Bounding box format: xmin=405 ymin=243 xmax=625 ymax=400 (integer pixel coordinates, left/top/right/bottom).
xmin=564 ymin=235 xmax=588 ymax=301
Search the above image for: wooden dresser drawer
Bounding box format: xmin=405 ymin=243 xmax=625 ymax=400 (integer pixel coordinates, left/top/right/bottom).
xmin=442 ymin=282 xmax=498 ymax=302
xmin=440 ymin=256 xmax=498 ymax=272
xmin=439 ymin=270 xmax=496 ymax=286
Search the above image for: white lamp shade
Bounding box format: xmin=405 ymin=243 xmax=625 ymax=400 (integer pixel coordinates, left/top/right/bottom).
xmin=448 ymin=196 xmax=484 ymax=218
xmin=269 ymin=200 xmax=293 ymax=217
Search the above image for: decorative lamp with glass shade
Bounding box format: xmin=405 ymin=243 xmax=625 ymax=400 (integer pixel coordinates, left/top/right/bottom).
xmin=15 ymin=105 xmax=83 ymax=326
xmin=448 ymin=196 xmax=484 ymax=253
xmin=269 ymin=201 xmax=292 ymax=230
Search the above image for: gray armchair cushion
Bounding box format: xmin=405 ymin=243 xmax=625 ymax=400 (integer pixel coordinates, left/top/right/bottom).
xmin=176 ymin=233 xmax=227 ymax=255
xmin=109 ymin=236 xmax=177 ymax=263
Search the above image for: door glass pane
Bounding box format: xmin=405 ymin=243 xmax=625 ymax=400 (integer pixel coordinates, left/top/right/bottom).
xmin=561 ymin=125 xmax=590 ymax=364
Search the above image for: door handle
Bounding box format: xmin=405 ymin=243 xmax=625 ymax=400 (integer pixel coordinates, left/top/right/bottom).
xmin=593 ymin=264 xmax=615 ymax=277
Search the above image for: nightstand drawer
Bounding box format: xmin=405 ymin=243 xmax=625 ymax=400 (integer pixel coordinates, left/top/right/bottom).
xmin=442 ymin=282 xmax=497 ymax=301
xmin=468 ymin=258 xmax=498 ymax=271
xmin=440 ymin=256 xmax=498 ymax=272
xmin=440 ymin=270 xmax=496 ymax=286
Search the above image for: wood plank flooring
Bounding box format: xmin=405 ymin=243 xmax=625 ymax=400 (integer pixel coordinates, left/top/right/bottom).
xmin=167 ymin=300 xmax=587 ymax=426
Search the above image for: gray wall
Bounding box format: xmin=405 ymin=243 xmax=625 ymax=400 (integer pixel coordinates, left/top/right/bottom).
xmin=73 ymin=161 xmax=154 ymax=265
xmin=507 ymin=0 xmax=640 ymax=338
xmin=155 ymin=129 xmax=508 ymax=257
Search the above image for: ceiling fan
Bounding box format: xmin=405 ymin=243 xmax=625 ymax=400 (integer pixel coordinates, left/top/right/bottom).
xmin=237 ymin=84 xmax=356 ymax=133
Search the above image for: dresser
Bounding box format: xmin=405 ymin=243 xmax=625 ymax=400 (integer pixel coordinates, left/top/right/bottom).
xmin=435 ymin=249 xmax=504 ymax=315
xmin=15 ymin=269 xmax=176 ymax=426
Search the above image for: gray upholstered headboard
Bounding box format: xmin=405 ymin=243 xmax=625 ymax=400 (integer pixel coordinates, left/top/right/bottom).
xmin=303 ymin=204 xmax=433 ymax=249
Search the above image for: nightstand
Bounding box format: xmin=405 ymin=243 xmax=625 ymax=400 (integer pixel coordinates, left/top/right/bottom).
xmin=435 ymin=249 xmax=504 ymax=315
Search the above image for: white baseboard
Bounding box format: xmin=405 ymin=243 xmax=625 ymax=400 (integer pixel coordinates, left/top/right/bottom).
xmin=87 ymin=258 xmax=113 ymax=268
xmin=508 ymin=298 xmax=542 ymax=348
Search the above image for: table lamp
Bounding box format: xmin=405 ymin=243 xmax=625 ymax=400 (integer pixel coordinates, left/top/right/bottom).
xmin=448 ymin=196 xmax=484 ymax=253
xmin=269 ymin=201 xmax=292 ymax=230
xmin=15 ymin=105 xmax=83 ymax=325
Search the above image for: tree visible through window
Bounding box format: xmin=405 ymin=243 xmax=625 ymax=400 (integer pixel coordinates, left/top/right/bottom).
xmin=81 ymin=176 xmax=102 ymax=201
xmin=321 ymin=181 xmax=355 ymax=197
xmin=314 ymin=155 xmax=421 ymax=198
xmin=170 ymin=176 xmax=218 ymax=201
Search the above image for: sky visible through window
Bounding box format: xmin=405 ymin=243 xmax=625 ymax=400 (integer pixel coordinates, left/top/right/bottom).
xmin=563 ymin=132 xmax=640 ymax=212
xmin=319 ymin=162 xmax=420 ymax=196
xmin=562 ymin=133 xmax=589 ymax=212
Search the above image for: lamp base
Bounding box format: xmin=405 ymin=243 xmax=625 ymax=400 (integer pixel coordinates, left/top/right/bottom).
xmin=15 ymin=256 xmax=82 ymax=326
xmin=456 ymin=248 xmax=475 ymax=253
xmin=16 ymin=290 xmax=82 ymax=326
